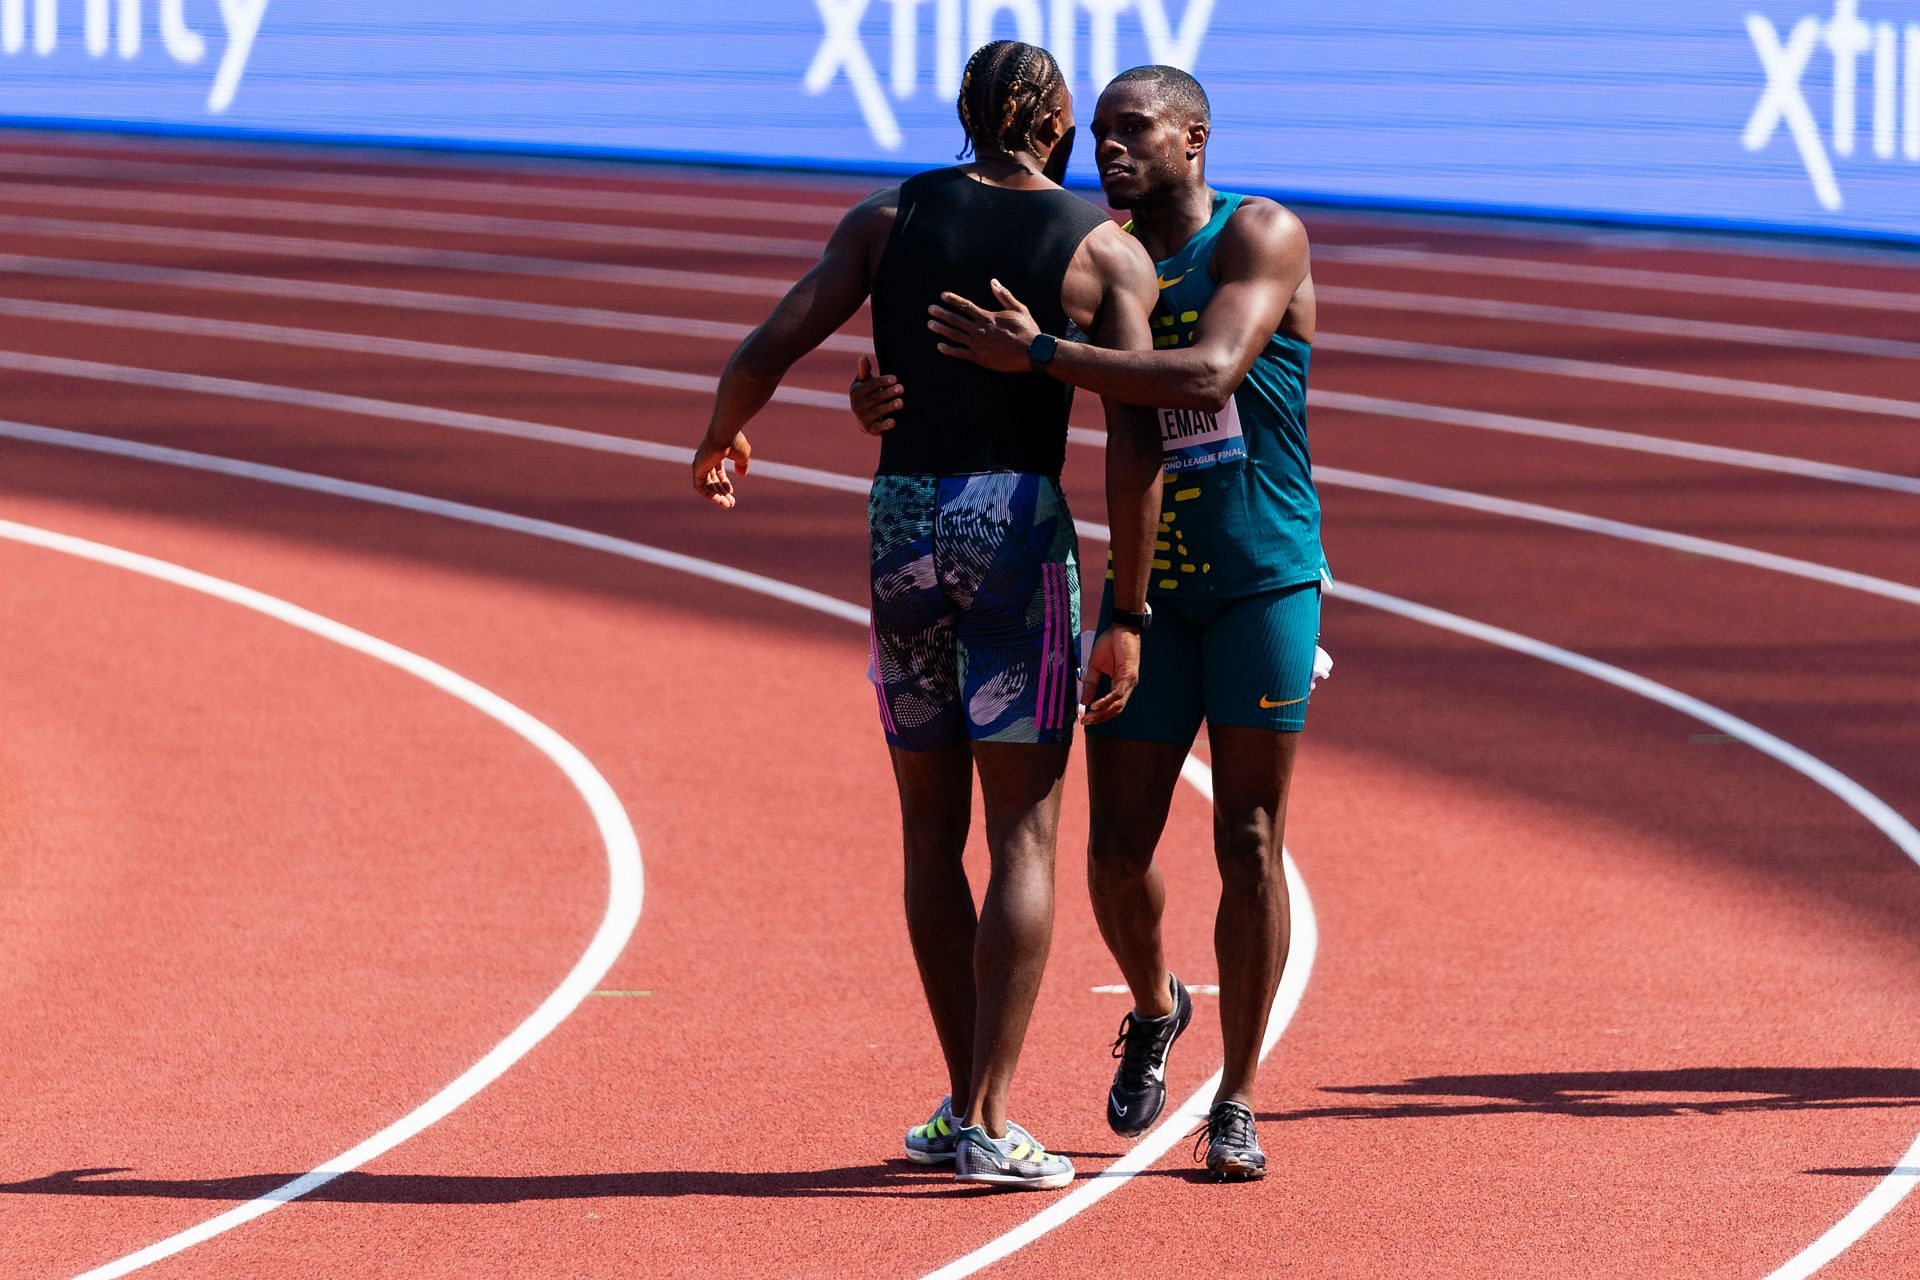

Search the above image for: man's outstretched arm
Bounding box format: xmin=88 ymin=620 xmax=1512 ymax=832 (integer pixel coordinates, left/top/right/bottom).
xmin=927 ymin=201 xmax=1308 ymax=413
xmin=693 ymin=189 xmax=893 ymax=507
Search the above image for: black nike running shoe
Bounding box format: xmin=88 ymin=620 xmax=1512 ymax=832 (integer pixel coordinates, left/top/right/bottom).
xmin=1105 ymin=973 xmax=1192 ymax=1137
xmin=1193 ymin=1099 xmax=1267 ymax=1181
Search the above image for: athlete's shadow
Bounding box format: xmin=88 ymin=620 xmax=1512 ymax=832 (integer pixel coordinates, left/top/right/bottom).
xmin=0 ymin=1159 xmax=1105 ymax=1202
xmin=1258 ymin=1066 xmax=1920 ymax=1123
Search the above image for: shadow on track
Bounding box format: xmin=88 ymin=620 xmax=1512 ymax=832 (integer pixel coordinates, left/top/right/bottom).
xmin=0 ymin=1157 xmax=1104 ymax=1202
xmin=1259 ymin=1066 xmax=1920 ymax=1122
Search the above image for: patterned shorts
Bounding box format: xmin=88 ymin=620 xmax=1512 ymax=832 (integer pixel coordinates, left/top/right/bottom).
xmin=868 ymin=473 xmax=1081 ymax=750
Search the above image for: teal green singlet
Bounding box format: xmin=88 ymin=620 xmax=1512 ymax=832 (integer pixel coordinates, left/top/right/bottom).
xmin=1131 ymin=191 xmax=1327 ymax=600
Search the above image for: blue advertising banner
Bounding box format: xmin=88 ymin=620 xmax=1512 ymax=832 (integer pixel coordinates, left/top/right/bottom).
xmin=0 ymin=2 xmax=1915 ymax=241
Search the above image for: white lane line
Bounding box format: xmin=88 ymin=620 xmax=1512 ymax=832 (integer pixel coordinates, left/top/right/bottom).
xmin=947 ymin=836 xmax=1313 ymax=1270
xmin=16 ymin=248 xmax=1919 ymax=420
xmin=1321 ymin=333 xmax=1920 ymax=423
xmin=11 ymin=425 xmax=1917 ymax=1276
xmin=0 ymin=298 xmax=859 ymax=404
xmin=1311 ymin=466 xmax=1920 ymax=607
xmin=1322 ymin=585 xmax=1920 ymax=1280
xmin=1767 ymin=1145 xmax=1920 ymax=1279
xmin=7 ymin=134 xmax=1920 ymax=291
xmin=1323 ymin=285 xmax=1920 ymax=362
xmin=4 ymin=318 xmax=1916 ymax=595
xmin=0 ymin=211 xmax=796 ymax=298
xmin=0 ymin=253 xmax=871 ymax=354
xmin=2 ymin=303 xmax=1913 ymax=498
xmin=1315 ymin=245 xmax=1920 ymax=314
xmin=0 ymin=181 xmax=827 ymax=259
xmin=13 ymin=251 xmax=1916 ymax=376
xmin=0 ymin=520 xmax=644 ymax=1280
xmin=9 ymin=417 xmax=1915 ymax=616
xmin=1310 ymin=208 xmax=1920 ymax=272
xmin=0 ymin=423 xmax=867 ymax=625
xmin=20 ymin=200 xmax=1920 ymax=422
xmin=1303 ymin=393 xmax=1920 ymax=497
xmin=0 ymin=150 xmax=851 ymax=225
xmin=924 ymin=754 xmax=1314 ymax=1280
xmin=0 ymin=347 xmax=856 ymax=424
xmin=0 ymin=424 xmax=1310 ymax=1277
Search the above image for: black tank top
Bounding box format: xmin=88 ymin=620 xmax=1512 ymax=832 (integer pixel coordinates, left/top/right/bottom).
xmin=870 ymin=167 xmax=1110 ymax=478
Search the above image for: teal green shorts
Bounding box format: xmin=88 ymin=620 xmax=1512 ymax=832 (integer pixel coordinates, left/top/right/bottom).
xmin=1086 ymin=579 xmax=1321 ymax=745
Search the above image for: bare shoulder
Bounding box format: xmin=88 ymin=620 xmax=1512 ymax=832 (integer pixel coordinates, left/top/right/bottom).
xmin=1225 ymin=195 xmax=1306 ymax=244
xmin=837 ymin=185 xmax=900 ymax=237
xmin=1218 ymin=196 xmax=1308 ymax=280
xmin=825 ymin=185 xmax=901 ymax=277
xmin=1083 ymin=219 xmax=1158 ymax=286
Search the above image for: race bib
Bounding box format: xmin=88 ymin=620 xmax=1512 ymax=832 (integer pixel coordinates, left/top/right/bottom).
xmin=1158 ymin=397 xmax=1245 ymax=473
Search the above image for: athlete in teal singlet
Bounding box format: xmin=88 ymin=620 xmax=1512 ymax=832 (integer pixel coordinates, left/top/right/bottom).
xmin=855 ymin=64 xmax=1321 ymax=1179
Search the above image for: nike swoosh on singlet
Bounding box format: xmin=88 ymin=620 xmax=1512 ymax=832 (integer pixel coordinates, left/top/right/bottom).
xmin=1157 ymin=272 xmax=1187 ymax=290
xmin=1259 ymin=695 xmax=1307 ymax=709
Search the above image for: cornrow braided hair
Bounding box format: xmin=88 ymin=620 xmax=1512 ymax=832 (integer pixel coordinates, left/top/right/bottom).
xmin=955 ymin=40 xmax=1064 ymax=161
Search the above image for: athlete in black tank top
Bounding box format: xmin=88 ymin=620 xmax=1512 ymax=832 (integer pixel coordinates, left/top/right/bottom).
xmin=688 ymin=40 xmax=1164 ymax=1190
xmin=870 ymin=167 xmax=1109 ymax=478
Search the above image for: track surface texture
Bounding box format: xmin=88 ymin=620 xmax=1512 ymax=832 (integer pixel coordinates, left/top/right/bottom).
xmin=0 ymin=131 xmax=1915 ymax=1280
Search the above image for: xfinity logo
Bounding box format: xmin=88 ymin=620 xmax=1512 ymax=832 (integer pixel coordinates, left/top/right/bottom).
xmin=1745 ymin=2 xmax=1919 ymax=210
xmin=807 ymin=0 xmax=1214 ymax=149
xmin=1 ymin=0 xmax=267 ymax=112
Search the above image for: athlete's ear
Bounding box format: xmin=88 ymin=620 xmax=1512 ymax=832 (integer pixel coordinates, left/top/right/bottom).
xmin=1185 ymin=120 xmax=1209 ymax=163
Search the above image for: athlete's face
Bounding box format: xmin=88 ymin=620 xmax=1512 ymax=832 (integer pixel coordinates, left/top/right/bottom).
xmin=1091 ymin=82 xmax=1205 ymax=209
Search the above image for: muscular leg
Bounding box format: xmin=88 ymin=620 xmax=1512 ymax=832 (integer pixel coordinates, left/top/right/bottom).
xmin=1206 ymin=723 xmax=1299 ymax=1108
xmin=962 ymin=739 xmax=1070 ymax=1137
xmin=889 ymin=742 xmax=978 ymax=1108
xmin=1085 ymin=736 xmax=1190 ymax=1019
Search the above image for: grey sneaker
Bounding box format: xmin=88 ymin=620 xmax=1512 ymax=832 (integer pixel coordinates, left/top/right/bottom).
xmin=1193 ymin=1100 xmax=1267 ymax=1181
xmin=1107 ymin=973 xmax=1193 ymax=1137
xmin=903 ymin=1096 xmax=960 ymax=1164
xmin=953 ymin=1123 xmax=1074 ymax=1190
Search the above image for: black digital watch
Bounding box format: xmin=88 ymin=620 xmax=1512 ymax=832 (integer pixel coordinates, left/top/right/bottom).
xmin=1027 ymin=332 xmax=1060 ymax=370
xmin=1109 ymin=603 xmax=1153 ymax=632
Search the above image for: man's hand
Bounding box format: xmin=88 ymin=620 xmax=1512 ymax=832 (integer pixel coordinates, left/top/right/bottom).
xmin=692 ymin=430 xmax=752 ymax=508
xmin=849 ymin=355 xmax=903 ymax=435
xmin=1080 ymin=625 xmax=1142 ymax=725
xmin=928 ymin=279 xmax=1042 ymax=373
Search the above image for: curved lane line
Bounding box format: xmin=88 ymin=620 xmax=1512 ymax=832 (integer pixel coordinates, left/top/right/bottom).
xmin=921 ymin=758 xmax=1317 ymax=1280
xmin=0 ymin=520 xmax=646 ymax=1280
xmin=1333 ymin=583 xmax=1920 ymax=1280
xmin=12 ymin=138 xmax=1920 ymax=275
xmin=12 ymin=245 xmax=1920 ymax=365
xmin=6 ymin=428 xmax=1915 ymax=1274
xmin=12 ymin=164 xmax=1920 ymax=312
xmin=0 ymin=181 xmax=827 ymax=258
xmin=0 ymin=211 xmax=797 ymax=298
xmin=0 ymin=150 xmax=854 ymax=224
xmin=1 ymin=324 xmax=1914 ymax=497
xmin=1320 ymin=285 xmax=1920 ymax=362
xmin=1320 ymin=332 xmax=1920 ymax=423
xmin=0 ymin=431 xmax=1310 ymax=1275
xmin=1301 ymin=393 xmax=1920 ymax=497
xmin=0 ymin=253 xmax=874 ymax=354
xmin=1312 ymin=245 xmax=1920 ymax=315
xmin=4 ymin=420 xmax=1915 ymax=613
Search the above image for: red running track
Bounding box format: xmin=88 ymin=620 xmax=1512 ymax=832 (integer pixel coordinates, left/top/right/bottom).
xmin=0 ymin=130 xmax=1916 ymax=1279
